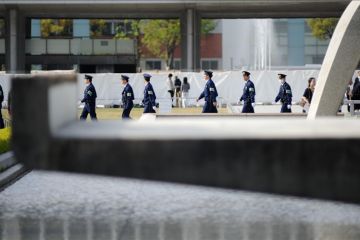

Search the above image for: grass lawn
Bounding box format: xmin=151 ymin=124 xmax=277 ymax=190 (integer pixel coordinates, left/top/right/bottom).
xmin=0 ymin=126 xmax=11 ymax=154
xmin=0 ymin=110 xmax=12 ymax=154
xmin=0 ymin=108 xmax=229 ymax=154
xmin=78 ymin=107 xmax=229 ymax=120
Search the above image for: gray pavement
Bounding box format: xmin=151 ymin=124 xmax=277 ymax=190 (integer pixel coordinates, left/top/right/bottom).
xmin=1 ymin=171 xmax=360 ymax=239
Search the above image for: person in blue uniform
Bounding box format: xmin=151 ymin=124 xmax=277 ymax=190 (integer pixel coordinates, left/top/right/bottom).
xmin=142 ymin=73 xmax=157 ymax=113
xmin=0 ymin=84 xmax=4 ymax=128
xmin=80 ymin=74 xmax=97 ymax=120
xmin=239 ymin=71 xmax=256 ymax=113
xmin=121 ymin=75 xmax=134 ymax=119
xmin=196 ymin=70 xmax=218 ymax=113
xmin=275 ymin=73 xmax=292 ymax=113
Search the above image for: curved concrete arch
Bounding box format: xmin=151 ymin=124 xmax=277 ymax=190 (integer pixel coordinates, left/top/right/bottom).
xmin=308 ymin=0 xmax=360 ymax=119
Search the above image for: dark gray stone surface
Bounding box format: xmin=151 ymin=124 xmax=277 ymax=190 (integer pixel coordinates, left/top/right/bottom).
xmin=11 ymin=72 xmax=360 ymax=204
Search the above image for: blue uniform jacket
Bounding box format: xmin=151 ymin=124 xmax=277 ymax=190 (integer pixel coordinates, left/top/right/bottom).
xmin=275 ymin=82 xmax=292 ymax=105
xmin=81 ymin=83 xmax=97 ymax=103
xmin=0 ymin=85 xmax=3 ymax=103
xmin=198 ymin=79 xmax=218 ymax=103
xmin=142 ymin=83 xmax=156 ymax=107
xmin=240 ymin=80 xmax=255 ymax=103
xmin=122 ymin=84 xmax=134 ymax=109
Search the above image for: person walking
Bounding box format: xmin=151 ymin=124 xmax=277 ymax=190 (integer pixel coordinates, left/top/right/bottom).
xmin=352 ymin=71 xmax=360 ymax=111
xmin=300 ymin=77 xmax=316 ymax=113
xmin=121 ymin=75 xmax=134 ymax=119
xmin=166 ymin=73 xmax=175 ymax=107
xmin=181 ymin=77 xmax=190 ymax=108
xmin=80 ymin=75 xmax=97 ymax=121
xmin=142 ymin=73 xmax=157 ymax=113
xmin=239 ymin=71 xmax=256 ymax=113
xmin=196 ymin=70 xmax=218 ymax=113
xmin=174 ymin=76 xmax=182 ymax=107
xmin=275 ymin=73 xmax=293 ymax=113
xmin=0 ymin=83 xmax=5 ymax=128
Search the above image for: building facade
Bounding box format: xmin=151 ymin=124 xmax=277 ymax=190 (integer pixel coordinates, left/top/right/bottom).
xmin=0 ymin=18 xmax=331 ymax=73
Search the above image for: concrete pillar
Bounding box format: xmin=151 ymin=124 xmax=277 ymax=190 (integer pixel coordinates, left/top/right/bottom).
xmin=180 ymin=9 xmax=201 ymax=72
xmin=308 ymin=0 xmax=360 ymax=119
xmin=5 ymin=8 xmax=26 ymax=73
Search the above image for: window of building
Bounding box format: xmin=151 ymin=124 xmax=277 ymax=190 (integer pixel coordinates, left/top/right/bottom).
xmin=312 ymin=55 xmax=325 ymax=64
xmin=90 ymin=19 xmax=113 ymax=38
xmin=201 ymin=60 xmax=218 ymax=70
xmin=114 ymin=21 xmax=133 ymax=36
xmin=145 ymin=60 xmax=161 ymax=70
xmin=274 ymin=20 xmax=288 ymax=34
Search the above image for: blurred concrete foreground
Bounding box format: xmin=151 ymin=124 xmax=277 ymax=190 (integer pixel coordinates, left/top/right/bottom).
xmin=9 ymin=0 xmax=360 ymax=204
xmin=9 ymin=70 xmax=360 ymax=204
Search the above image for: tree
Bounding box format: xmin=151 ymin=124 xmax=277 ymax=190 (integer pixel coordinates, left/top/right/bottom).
xmin=201 ymin=19 xmax=217 ymax=35
xmin=114 ymin=20 xmax=142 ymax=69
xmin=141 ymin=19 xmax=180 ymax=69
xmin=41 ymin=19 xmax=72 ymax=38
xmin=140 ymin=19 xmax=216 ymax=70
xmin=306 ymin=18 xmax=338 ymax=40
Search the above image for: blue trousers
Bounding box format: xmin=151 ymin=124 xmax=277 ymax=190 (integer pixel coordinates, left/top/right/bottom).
xmin=80 ymin=102 xmax=97 ymax=120
xmin=0 ymin=102 xmax=4 ymax=128
xmin=122 ymin=106 xmax=133 ymax=119
xmin=281 ymin=103 xmax=292 ymax=113
xmin=242 ymin=102 xmax=254 ymax=113
xmin=144 ymin=104 xmax=156 ymax=113
xmin=202 ymin=101 xmax=218 ymax=113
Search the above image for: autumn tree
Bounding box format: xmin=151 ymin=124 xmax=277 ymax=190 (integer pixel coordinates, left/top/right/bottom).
xmin=306 ymin=18 xmax=338 ymax=40
xmin=140 ymin=19 xmax=216 ymax=69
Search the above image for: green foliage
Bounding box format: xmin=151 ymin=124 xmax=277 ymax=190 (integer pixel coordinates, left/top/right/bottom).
xmin=0 ymin=127 xmax=11 ymax=154
xmin=306 ymin=18 xmax=338 ymax=40
xmin=141 ymin=19 xmax=181 ymax=69
xmin=41 ymin=19 xmax=73 ymax=38
xmin=201 ymin=19 xmax=217 ymax=35
xmin=139 ymin=19 xmax=216 ymax=69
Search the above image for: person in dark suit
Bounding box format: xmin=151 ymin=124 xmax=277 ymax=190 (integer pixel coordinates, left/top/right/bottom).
xmin=352 ymin=71 xmax=360 ymax=111
xmin=121 ymin=75 xmax=134 ymax=119
xmin=239 ymin=71 xmax=256 ymax=113
xmin=142 ymin=73 xmax=157 ymax=113
xmin=196 ymin=70 xmax=218 ymax=113
xmin=275 ymin=73 xmax=292 ymax=113
xmin=0 ymin=84 xmax=4 ymax=128
xmin=80 ymin=74 xmax=97 ymax=121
